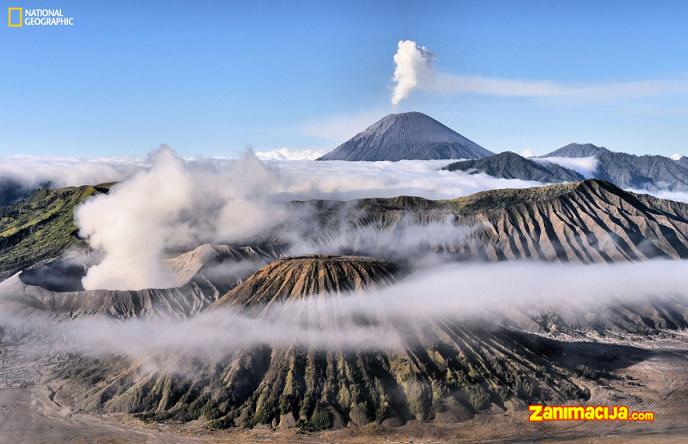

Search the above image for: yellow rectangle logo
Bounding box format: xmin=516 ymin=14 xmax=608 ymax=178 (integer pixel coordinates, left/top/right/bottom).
xmin=8 ymin=7 xmax=23 ymax=27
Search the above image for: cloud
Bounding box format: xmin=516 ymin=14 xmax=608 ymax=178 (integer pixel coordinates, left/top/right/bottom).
xmin=429 ymin=73 xmax=688 ymax=99
xmin=627 ymin=188 xmax=688 ymax=204
xmin=388 ymin=40 xmax=688 ymax=102
xmin=4 ymin=151 xmax=685 ymax=291
xmin=532 ymin=156 xmax=599 ymax=178
xmin=2 ymin=260 xmax=687 ymax=360
xmin=391 ymin=40 xmax=435 ymax=106
xmin=0 ymin=155 xmax=144 ymax=200
xmin=268 ymin=158 xmax=541 ymax=200
xmin=254 ymin=147 xmax=327 ymax=161
xmin=73 ymin=155 xmax=541 ymax=290
xmin=671 ymin=153 xmax=682 ymax=161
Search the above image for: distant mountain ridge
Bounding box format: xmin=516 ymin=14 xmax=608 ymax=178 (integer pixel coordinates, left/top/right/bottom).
xmin=444 ymin=143 xmax=688 ymax=191
xmin=444 ymin=151 xmax=584 ymax=183
xmin=318 ymin=112 xmax=493 ymax=161
xmin=544 ymin=143 xmax=610 ymax=158
xmin=541 ymin=143 xmax=688 ymax=190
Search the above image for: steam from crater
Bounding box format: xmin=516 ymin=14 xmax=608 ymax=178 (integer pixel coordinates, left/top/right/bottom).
xmin=76 ymin=146 xmax=286 ymax=290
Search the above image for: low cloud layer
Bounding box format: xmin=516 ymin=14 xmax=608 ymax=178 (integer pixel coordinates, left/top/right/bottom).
xmin=0 ymin=155 xmax=144 ymax=205
xmin=532 ymin=156 xmax=600 ymax=178
xmin=2 ymin=150 xmax=687 ymax=290
xmin=75 ymin=154 xmax=538 ymax=290
xmin=2 ymin=260 xmax=686 ymax=362
xmin=254 ymin=147 xmax=327 ymax=161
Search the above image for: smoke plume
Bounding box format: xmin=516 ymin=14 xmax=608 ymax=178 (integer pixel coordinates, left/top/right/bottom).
xmin=391 ymin=40 xmax=435 ymax=107
xmin=76 ymin=146 xmax=287 ymax=290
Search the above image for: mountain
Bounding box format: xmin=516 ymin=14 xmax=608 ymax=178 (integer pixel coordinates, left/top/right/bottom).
xmin=1 ymin=243 xmax=281 ymax=319
xmin=544 ymin=142 xmax=610 ymax=158
xmin=53 ymin=255 xmax=593 ymax=430
xmin=291 ymin=180 xmax=688 ymax=263
xmin=3 ymin=180 xmax=688 ymax=285
xmin=542 ymin=143 xmax=688 ymax=190
xmin=215 ymin=255 xmax=396 ymax=308
xmin=317 ymin=112 xmax=493 ymax=161
xmin=443 ymin=151 xmax=584 ymax=183
xmin=0 ymin=184 xmax=111 ymax=280
xmin=677 ymin=156 xmax=688 ymax=169
xmin=0 ymin=179 xmax=47 ymax=207
xmin=5 ymin=181 xmax=688 ymax=431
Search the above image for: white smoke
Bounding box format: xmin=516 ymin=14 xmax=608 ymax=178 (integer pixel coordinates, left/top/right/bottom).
xmin=5 ymin=150 xmax=686 ymax=291
xmin=76 ymin=146 xmax=287 ymax=290
xmin=391 ymin=40 xmax=435 ymax=107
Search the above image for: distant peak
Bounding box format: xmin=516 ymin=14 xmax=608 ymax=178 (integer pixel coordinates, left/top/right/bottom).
xmin=543 ymin=143 xmax=610 ymax=158
xmin=317 ymin=111 xmax=494 ymax=161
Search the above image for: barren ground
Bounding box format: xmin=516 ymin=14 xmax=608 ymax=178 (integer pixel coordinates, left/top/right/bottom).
xmin=1 ymin=337 xmax=687 ymax=444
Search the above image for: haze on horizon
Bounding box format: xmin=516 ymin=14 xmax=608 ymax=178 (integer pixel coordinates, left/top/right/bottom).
xmin=2 ymin=0 xmax=688 ymax=158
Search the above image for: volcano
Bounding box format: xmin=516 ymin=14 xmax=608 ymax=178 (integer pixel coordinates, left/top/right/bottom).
xmin=53 ymin=255 xmax=601 ymax=431
xmin=317 ymin=112 xmax=493 ymax=161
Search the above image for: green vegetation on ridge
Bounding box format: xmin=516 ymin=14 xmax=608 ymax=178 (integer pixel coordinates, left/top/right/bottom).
xmin=0 ymin=184 xmax=109 ymax=279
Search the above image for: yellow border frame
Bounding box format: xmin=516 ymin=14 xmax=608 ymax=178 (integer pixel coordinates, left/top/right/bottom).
xmin=8 ymin=7 xmax=23 ymax=27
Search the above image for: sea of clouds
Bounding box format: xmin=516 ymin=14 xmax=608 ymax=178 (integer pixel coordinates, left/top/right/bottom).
xmin=1 ymin=147 xmax=686 ymax=290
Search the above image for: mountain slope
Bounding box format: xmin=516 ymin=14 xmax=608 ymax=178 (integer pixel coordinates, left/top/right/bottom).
xmin=0 ymin=272 xmax=220 ymax=319
xmin=318 ymin=112 xmax=493 ymax=161
xmin=215 ymin=255 xmax=395 ymax=309
xmin=542 ymin=143 xmax=688 ymax=190
xmin=0 ymin=185 xmax=110 ymax=280
xmin=55 ymin=256 xmax=594 ymax=430
xmin=292 ymin=180 xmax=688 ymax=263
xmin=444 ymin=151 xmax=584 ymax=183
xmin=0 ymin=243 xmax=281 ymax=319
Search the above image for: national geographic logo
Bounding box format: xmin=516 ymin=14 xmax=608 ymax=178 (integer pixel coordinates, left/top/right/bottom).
xmin=7 ymin=7 xmax=22 ymax=27
xmin=7 ymin=6 xmax=75 ymax=27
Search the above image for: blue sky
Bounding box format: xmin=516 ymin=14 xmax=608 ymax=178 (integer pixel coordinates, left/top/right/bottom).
xmin=2 ymin=0 xmax=688 ymax=157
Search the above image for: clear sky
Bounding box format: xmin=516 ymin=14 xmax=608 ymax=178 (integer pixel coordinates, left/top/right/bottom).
xmin=2 ymin=0 xmax=688 ymax=157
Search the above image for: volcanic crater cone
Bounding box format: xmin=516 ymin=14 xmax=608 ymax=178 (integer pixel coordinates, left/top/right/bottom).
xmin=56 ymin=255 xmax=605 ymax=431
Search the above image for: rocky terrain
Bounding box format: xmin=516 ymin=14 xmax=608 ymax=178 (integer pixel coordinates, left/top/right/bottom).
xmin=1 ymin=178 xmax=688 ymax=441
xmin=317 ymin=112 xmax=493 ymax=161
xmin=293 ymin=179 xmax=688 ymax=263
xmin=50 ymin=255 xmax=593 ymax=431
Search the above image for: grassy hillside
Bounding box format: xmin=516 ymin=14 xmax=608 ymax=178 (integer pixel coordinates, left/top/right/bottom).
xmin=0 ymin=185 xmax=109 ymax=279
